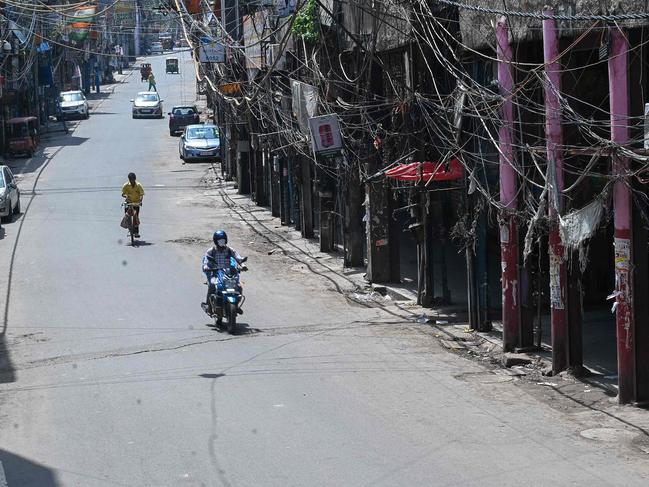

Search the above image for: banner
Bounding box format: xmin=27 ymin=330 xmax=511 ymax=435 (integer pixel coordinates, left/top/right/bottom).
xmin=67 ymin=5 xmax=96 ymax=42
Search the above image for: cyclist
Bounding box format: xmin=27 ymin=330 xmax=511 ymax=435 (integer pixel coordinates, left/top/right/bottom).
xmin=121 ymin=172 xmax=144 ymax=238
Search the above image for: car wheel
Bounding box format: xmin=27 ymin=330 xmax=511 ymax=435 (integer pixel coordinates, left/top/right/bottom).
xmin=13 ymin=197 xmax=20 ymax=216
xmin=84 ymin=112 xmax=90 ymax=119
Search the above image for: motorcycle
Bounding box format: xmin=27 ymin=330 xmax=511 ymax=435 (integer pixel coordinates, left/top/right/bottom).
xmin=202 ymin=257 xmax=247 ymax=333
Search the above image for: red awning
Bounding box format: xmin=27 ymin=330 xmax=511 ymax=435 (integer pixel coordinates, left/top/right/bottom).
xmin=385 ymin=158 xmax=463 ymax=183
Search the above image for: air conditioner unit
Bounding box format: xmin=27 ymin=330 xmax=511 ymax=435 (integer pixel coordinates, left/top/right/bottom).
xmin=267 ymin=44 xmax=286 ymax=70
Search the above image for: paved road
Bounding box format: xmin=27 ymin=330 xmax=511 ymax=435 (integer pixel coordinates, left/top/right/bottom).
xmin=1 ymin=52 xmax=648 ymax=486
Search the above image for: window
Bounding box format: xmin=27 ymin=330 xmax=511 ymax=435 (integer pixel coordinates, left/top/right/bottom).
xmin=0 ymin=169 xmax=5 ymax=188
xmin=175 ymin=107 xmax=195 ymax=115
xmin=187 ymin=127 xmax=219 ymax=139
xmin=138 ymin=94 xmax=159 ymax=102
xmin=61 ymin=92 xmax=84 ymax=102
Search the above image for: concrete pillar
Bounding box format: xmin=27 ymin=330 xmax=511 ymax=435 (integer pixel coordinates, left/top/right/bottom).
xmin=608 ymin=27 xmax=635 ymax=404
xmin=496 ymin=16 xmax=520 ymax=351
xmin=543 ymin=8 xmax=570 ymax=373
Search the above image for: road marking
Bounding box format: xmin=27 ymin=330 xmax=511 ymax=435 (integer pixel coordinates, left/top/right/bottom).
xmin=154 ymin=184 xmax=166 ymax=187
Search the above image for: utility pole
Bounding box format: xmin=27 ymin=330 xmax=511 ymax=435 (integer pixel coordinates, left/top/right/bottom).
xmin=543 ymin=8 xmax=569 ymax=374
xmin=496 ymin=17 xmax=520 ymax=351
xmin=134 ymin=2 xmax=141 ymax=57
xmin=608 ymin=27 xmax=635 ymax=404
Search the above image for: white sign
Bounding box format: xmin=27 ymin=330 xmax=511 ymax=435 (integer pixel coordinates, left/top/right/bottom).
xmin=308 ymin=115 xmax=343 ymax=155
xmin=198 ymin=42 xmax=225 ymax=63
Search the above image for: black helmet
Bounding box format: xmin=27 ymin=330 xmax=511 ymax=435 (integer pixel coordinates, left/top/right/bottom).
xmin=213 ymin=230 xmax=227 ymax=246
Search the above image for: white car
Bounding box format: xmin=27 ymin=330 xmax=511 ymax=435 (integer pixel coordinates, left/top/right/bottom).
xmin=0 ymin=165 xmax=20 ymax=222
xmin=150 ymin=42 xmax=164 ymax=54
xmin=131 ymin=92 xmax=163 ymax=119
xmin=59 ymin=90 xmax=89 ymax=120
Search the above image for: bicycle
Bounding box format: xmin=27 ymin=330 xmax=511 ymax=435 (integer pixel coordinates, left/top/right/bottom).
xmin=121 ymin=202 xmax=141 ymax=246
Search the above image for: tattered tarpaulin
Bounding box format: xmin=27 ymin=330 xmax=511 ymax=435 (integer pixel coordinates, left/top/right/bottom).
xmin=385 ymin=158 xmax=463 ymax=183
xmin=559 ymin=194 xmax=609 ymax=271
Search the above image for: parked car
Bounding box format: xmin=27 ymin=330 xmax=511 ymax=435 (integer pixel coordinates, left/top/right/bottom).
xmin=168 ymin=105 xmax=200 ymax=135
xmin=7 ymin=117 xmax=39 ymax=158
xmin=131 ymin=92 xmax=163 ymax=119
xmin=179 ymin=124 xmax=221 ymax=162
xmin=58 ymin=90 xmax=89 ymax=120
xmin=150 ymin=42 xmax=164 ymax=55
xmin=0 ymin=165 xmax=20 ymax=222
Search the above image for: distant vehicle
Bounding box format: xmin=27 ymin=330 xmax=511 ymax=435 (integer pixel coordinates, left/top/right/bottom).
xmin=159 ymin=36 xmax=174 ymax=50
xmin=131 ymin=92 xmax=163 ymax=119
xmin=0 ymin=165 xmax=20 ymax=222
xmin=179 ymin=124 xmax=221 ymax=162
xmin=166 ymin=57 xmax=179 ymax=74
xmin=140 ymin=63 xmax=152 ymax=82
xmin=176 ymin=38 xmax=189 ymax=48
xmin=58 ymin=90 xmax=89 ymax=120
xmin=7 ymin=117 xmax=39 ymax=158
xmin=168 ymin=105 xmax=200 ymax=136
xmin=150 ymin=42 xmax=164 ymax=55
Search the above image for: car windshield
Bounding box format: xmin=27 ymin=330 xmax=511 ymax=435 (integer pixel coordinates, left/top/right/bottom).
xmin=137 ymin=94 xmax=159 ymax=102
xmin=173 ymin=107 xmax=195 ymax=116
xmin=187 ymin=127 xmax=218 ymax=139
xmin=0 ymin=171 xmax=5 ymax=188
xmin=61 ymin=93 xmax=84 ymax=102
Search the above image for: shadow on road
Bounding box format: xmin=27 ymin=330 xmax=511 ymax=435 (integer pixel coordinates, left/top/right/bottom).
xmin=199 ymin=373 xmax=225 ymax=379
xmin=0 ymin=449 xmax=60 ymax=486
xmin=205 ymin=321 xmax=260 ymax=336
xmin=6 ymin=136 xmax=89 ymax=177
xmin=0 ymin=226 xmax=5 ymax=240
xmin=0 ymin=333 xmax=16 ymax=383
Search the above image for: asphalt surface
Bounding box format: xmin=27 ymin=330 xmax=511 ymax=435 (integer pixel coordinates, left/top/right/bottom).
xmin=1 ymin=52 xmax=649 ymax=487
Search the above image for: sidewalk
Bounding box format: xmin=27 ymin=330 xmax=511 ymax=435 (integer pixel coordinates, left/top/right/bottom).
xmin=212 ymin=173 xmax=649 ymax=433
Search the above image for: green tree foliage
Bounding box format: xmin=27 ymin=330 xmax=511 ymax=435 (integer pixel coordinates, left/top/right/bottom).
xmin=291 ymin=0 xmax=320 ymax=43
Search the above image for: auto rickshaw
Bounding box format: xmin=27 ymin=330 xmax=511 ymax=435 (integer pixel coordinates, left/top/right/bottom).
xmin=7 ymin=117 xmax=39 ymax=158
xmin=165 ymin=57 xmax=179 ymax=74
xmin=140 ymin=63 xmax=152 ymax=81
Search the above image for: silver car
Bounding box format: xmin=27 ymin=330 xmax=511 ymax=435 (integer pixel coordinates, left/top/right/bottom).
xmin=59 ymin=90 xmax=89 ymax=120
xmin=179 ymin=124 xmax=221 ymax=162
xmin=131 ymin=92 xmax=163 ymax=119
xmin=0 ymin=165 xmax=20 ymax=222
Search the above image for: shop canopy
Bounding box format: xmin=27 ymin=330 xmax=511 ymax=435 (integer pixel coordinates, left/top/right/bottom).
xmin=385 ymin=158 xmax=463 ymax=183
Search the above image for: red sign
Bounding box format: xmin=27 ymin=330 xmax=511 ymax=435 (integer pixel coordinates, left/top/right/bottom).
xmin=385 ymin=158 xmax=463 ymax=183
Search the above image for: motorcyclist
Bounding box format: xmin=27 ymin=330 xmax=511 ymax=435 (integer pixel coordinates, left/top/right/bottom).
xmin=201 ymin=230 xmax=246 ymax=318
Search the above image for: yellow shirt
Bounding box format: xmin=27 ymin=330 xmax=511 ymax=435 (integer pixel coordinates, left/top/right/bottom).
xmin=122 ymin=181 xmax=145 ymax=204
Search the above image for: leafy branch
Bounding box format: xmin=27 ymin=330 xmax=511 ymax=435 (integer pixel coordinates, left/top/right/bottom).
xmin=291 ymin=0 xmax=320 ymax=43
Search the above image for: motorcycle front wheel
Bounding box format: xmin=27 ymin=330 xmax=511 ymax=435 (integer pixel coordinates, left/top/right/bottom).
xmin=226 ymin=302 xmax=237 ymax=334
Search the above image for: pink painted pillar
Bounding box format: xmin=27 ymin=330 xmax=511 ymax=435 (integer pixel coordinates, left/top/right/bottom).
xmin=543 ymin=8 xmax=569 ymax=374
xmin=496 ymin=16 xmax=520 ymax=351
xmin=608 ymin=27 xmax=635 ymax=404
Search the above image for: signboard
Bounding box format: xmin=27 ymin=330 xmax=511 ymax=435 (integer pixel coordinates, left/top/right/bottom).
xmin=198 ymin=41 xmax=225 ymax=63
xmin=308 ymin=115 xmax=343 ymax=155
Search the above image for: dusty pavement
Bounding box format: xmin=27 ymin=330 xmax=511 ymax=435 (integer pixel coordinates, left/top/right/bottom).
xmin=0 ymin=51 xmax=649 ymax=486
